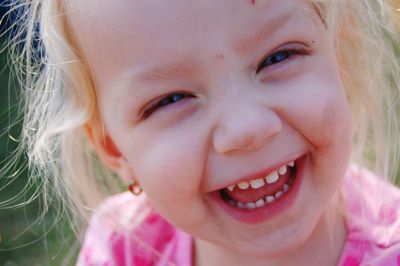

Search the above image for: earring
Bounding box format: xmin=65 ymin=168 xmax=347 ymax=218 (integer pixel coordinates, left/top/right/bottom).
xmin=128 ymin=180 xmax=143 ymax=195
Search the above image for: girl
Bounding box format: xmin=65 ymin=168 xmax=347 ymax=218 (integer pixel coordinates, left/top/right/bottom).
xmin=4 ymin=0 xmax=400 ymax=265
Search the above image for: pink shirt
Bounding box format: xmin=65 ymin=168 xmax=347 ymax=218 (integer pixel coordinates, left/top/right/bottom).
xmin=77 ymin=167 xmax=400 ymax=265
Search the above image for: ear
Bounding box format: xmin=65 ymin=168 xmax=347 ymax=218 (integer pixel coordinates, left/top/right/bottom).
xmin=84 ymin=118 xmax=133 ymax=182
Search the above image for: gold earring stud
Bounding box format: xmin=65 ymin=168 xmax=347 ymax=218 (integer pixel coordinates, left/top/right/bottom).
xmin=128 ymin=180 xmax=143 ymax=195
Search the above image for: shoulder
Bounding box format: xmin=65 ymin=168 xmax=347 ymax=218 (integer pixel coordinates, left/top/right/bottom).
xmin=76 ymin=193 xmax=192 ymax=266
xmin=339 ymin=165 xmax=400 ymax=266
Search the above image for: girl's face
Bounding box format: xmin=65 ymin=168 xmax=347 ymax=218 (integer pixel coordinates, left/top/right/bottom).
xmin=69 ymin=0 xmax=352 ymax=260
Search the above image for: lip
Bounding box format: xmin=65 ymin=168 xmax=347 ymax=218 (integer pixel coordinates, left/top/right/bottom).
xmin=210 ymin=154 xmax=308 ymax=224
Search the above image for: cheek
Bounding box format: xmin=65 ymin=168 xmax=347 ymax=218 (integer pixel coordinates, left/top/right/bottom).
xmin=319 ymin=99 xmax=352 ymax=147
xmin=126 ymin=127 xmax=206 ymax=199
xmin=291 ymin=83 xmax=352 ymax=194
xmin=121 ymin=127 xmax=212 ymax=230
xmin=299 ymin=96 xmax=352 ymax=151
xmin=282 ymin=72 xmax=352 ymax=150
xmin=288 ymin=41 xmax=352 ymax=150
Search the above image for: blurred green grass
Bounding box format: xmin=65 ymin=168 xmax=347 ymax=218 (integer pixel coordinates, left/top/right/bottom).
xmin=0 ymin=44 xmax=79 ymax=265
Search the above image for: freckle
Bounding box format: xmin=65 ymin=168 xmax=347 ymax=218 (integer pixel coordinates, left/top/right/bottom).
xmin=216 ymin=53 xmax=225 ymax=60
xmin=312 ymin=40 xmax=316 ymax=44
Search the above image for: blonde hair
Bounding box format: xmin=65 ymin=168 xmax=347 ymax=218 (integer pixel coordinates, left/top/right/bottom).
xmin=2 ymin=0 xmax=400 ymax=235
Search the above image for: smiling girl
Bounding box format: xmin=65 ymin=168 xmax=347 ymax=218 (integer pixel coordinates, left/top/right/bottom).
xmin=4 ymin=0 xmax=400 ymax=265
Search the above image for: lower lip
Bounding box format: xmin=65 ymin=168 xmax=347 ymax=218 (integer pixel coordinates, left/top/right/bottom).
xmin=211 ymin=155 xmax=308 ymax=224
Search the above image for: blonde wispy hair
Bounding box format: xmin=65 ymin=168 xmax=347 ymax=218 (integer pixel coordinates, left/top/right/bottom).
xmin=2 ymin=0 xmax=399 ymax=235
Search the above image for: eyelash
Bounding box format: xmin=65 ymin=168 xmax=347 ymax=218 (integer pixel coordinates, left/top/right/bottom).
xmin=142 ymin=92 xmax=194 ymax=119
xmin=142 ymin=46 xmax=310 ymax=119
xmin=256 ymin=47 xmax=310 ymax=74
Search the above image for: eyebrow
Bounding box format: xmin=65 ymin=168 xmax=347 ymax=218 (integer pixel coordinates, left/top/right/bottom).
xmin=127 ymin=60 xmax=200 ymax=85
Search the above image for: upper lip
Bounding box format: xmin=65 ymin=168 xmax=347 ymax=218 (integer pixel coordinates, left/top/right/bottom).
xmin=209 ymin=153 xmax=305 ymax=192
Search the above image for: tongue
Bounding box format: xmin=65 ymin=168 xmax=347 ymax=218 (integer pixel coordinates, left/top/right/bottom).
xmin=224 ymin=170 xmax=291 ymax=203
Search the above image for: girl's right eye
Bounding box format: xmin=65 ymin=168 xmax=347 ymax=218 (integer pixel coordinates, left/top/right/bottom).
xmin=142 ymin=92 xmax=194 ymax=119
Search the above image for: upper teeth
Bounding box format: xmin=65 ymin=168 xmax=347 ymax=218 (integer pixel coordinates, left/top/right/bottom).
xmin=227 ymin=161 xmax=294 ymax=191
xmin=266 ymin=172 xmax=279 ymax=184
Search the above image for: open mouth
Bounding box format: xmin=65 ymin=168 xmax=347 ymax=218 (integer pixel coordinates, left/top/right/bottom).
xmin=213 ymin=154 xmax=306 ymax=222
xmin=219 ymin=160 xmax=296 ymax=210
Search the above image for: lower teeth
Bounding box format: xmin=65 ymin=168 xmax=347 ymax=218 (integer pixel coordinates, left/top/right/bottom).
xmin=228 ymin=177 xmax=294 ymax=210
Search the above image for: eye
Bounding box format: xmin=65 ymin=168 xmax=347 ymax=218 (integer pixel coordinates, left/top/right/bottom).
xmin=256 ymin=46 xmax=310 ymax=74
xmin=142 ymin=92 xmax=194 ymax=119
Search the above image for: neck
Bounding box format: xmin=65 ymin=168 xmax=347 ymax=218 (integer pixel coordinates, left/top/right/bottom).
xmin=194 ymin=196 xmax=347 ymax=266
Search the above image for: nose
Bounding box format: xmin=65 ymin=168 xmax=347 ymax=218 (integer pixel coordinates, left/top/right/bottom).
xmin=212 ymin=103 xmax=282 ymax=154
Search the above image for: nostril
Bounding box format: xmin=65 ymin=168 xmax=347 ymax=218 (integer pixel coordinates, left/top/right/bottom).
xmin=212 ymin=111 xmax=282 ymax=154
xmin=213 ymin=126 xmax=278 ymax=154
xmin=239 ymin=134 xmax=264 ymax=151
xmin=239 ymin=137 xmax=260 ymax=152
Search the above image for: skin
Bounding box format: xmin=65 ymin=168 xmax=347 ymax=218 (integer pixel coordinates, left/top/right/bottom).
xmin=67 ymin=0 xmax=353 ymax=265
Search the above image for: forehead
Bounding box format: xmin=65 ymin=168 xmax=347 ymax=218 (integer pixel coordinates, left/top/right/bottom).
xmin=65 ymin=0 xmax=317 ymax=84
xmin=67 ymin=0 xmax=314 ymax=49
xmin=66 ymin=0 xmax=311 ymax=24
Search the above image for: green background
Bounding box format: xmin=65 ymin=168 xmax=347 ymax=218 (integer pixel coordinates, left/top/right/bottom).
xmin=0 ymin=42 xmax=79 ymax=265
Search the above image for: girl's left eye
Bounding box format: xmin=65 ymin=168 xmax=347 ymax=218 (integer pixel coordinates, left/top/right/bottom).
xmin=142 ymin=92 xmax=194 ymax=119
xmin=256 ymin=47 xmax=309 ymax=74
